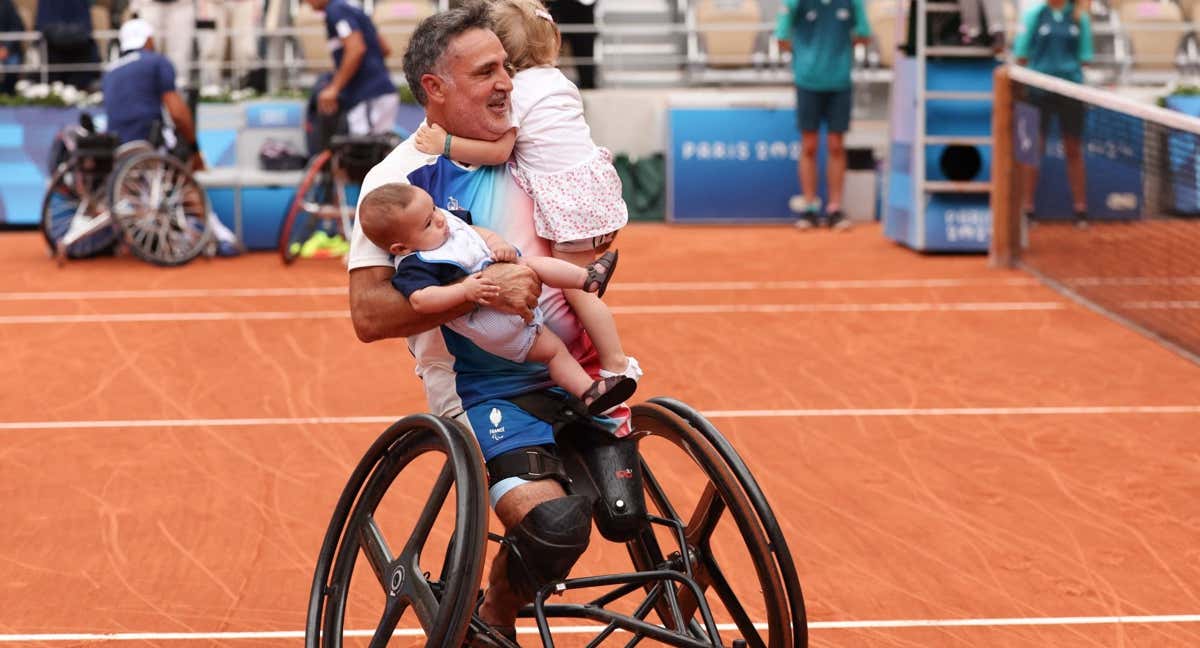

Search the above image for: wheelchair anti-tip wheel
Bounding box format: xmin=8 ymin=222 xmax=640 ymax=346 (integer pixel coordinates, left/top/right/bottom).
xmin=306 ymin=414 xmax=489 ymax=648
xmin=107 ymin=151 xmax=214 ymax=267
xmin=619 ymin=399 xmax=809 ymax=648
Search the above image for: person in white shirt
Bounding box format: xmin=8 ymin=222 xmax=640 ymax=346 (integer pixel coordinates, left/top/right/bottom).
xmin=413 ymin=0 xmax=641 ymax=391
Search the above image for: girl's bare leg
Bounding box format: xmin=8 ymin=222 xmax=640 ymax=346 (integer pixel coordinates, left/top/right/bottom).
xmin=548 ymin=248 xmax=630 ymax=375
xmin=524 ymin=327 xmax=594 ymax=398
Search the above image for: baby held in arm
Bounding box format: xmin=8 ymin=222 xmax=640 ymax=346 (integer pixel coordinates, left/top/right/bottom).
xmin=358 ymin=182 xmax=635 ymax=415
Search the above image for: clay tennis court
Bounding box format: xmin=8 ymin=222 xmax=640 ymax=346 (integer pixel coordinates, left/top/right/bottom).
xmin=1 ymin=223 xmax=1198 ymax=647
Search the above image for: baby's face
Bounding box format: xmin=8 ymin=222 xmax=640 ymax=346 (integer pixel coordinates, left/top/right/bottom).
xmin=392 ymin=190 xmax=450 ymax=254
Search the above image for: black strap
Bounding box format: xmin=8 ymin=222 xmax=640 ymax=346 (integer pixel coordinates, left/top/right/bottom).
xmin=485 ymin=445 xmax=569 ymax=488
xmin=507 ymin=390 xmax=589 ymax=430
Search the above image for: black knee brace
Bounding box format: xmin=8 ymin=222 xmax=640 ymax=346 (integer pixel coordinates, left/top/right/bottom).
xmin=503 ymin=494 xmax=592 ymax=600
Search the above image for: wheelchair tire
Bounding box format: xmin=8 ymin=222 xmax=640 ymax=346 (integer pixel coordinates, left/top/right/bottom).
xmin=307 ymin=414 xmax=489 ymax=648
xmin=626 ymin=402 xmax=806 ymax=648
xmin=40 ymin=160 xmax=119 ymax=259
xmin=280 ymin=150 xmax=338 ymax=264
xmin=108 ymin=151 xmax=214 ymax=267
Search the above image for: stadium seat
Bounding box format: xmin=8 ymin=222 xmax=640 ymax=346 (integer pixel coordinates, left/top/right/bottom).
xmin=695 ymin=0 xmax=762 ymax=67
xmin=371 ymin=0 xmax=434 ymax=70
xmin=867 ymin=0 xmax=900 ymax=67
xmin=1120 ymin=0 xmax=1186 ymax=71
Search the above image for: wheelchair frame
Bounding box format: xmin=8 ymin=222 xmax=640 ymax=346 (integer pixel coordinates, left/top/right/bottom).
xmin=306 ymin=398 xmax=808 ymax=648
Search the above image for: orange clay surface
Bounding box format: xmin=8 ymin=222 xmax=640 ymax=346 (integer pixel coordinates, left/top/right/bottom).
xmin=0 ymin=224 xmax=1198 ymax=647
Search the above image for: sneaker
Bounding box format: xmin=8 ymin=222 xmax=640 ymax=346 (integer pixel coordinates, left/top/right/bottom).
xmin=326 ymin=233 xmax=351 ymax=256
xmin=827 ymin=210 xmax=852 ymax=231
xmin=215 ymin=240 xmax=242 ymax=257
xmin=794 ymin=208 xmax=820 ymax=230
xmin=1073 ymin=210 xmax=1089 ymax=229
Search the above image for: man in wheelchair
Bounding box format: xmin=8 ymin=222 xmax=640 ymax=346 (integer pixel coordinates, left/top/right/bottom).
xmin=92 ymin=18 xmax=240 ymax=257
xmin=346 ymin=4 xmax=632 ymax=642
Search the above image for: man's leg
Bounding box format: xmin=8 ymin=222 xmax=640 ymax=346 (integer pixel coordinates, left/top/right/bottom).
xmin=476 ymin=479 xmax=571 ymax=629
xmin=824 ymin=88 xmax=852 ymax=230
xmin=791 ymin=86 xmax=823 ymax=228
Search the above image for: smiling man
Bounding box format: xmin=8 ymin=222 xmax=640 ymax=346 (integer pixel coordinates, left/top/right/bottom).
xmin=346 ymin=2 xmax=620 ymax=641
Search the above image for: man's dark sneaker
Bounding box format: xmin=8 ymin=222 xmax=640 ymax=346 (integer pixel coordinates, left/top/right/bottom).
xmin=795 ymin=209 xmax=820 ymax=230
xmin=827 ymin=210 xmax=852 ymax=231
xmin=1073 ymin=210 xmax=1089 ymax=229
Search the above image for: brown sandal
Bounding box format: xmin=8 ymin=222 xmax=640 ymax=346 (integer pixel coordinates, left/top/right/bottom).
xmin=582 ymin=374 xmax=637 ymax=416
xmin=582 ymin=250 xmax=619 ymax=298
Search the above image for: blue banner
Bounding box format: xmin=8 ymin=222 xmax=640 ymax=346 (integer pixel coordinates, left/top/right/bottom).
xmin=668 ymin=106 xmax=818 ymax=222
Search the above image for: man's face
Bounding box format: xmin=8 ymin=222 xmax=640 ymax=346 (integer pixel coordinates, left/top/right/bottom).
xmin=435 ymin=29 xmax=513 ymax=141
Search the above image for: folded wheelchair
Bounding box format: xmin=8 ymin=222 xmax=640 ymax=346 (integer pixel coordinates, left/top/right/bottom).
xmin=306 ymin=396 xmax=808 ymax=647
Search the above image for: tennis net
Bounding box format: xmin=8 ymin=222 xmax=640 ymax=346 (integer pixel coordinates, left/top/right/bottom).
xmin=991 ymin=66 xmax=1200 ymax=363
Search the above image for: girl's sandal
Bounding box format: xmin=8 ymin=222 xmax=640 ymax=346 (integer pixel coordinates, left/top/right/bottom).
xmin=582 ymin=250 xmax=619 ymax=298
xmin=582 ymin=374 xmax=638 ymax=416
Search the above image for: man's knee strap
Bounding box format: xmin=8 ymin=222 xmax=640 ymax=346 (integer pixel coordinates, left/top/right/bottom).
xmin=504 ymin=495 xmax=592 ymax=600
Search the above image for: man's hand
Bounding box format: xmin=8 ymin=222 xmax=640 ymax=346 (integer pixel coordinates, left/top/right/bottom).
xmin=414 ymin=123 xmax=449 ymax=156
xmin=489 ymin=240 xmax=518 ymax=263
xmin=0 ymin=46 xmax=8 ymax=61
xmin=853 ymin=36 xmax=871 ymax=46
xmin=318 ymin=84 xmax=340 ymax=116
xmin=462 ymin=273 xmax=500 ymax=304
xmin=479 ymin=262 xmax=541 ymax=323
xmin=777 ymin=39 xmax=792 ymax=54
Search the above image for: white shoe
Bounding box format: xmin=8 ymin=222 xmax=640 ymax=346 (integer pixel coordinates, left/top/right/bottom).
xmin=788 ymin=195 xmax=820 ymax=215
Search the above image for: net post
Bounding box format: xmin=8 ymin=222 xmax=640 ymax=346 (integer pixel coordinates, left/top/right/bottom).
xmin=989 ymin=64 xmax=1016 ymax=268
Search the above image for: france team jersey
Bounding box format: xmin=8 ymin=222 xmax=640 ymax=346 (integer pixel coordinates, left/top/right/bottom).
xmin=348 ymin=138 xmax=595 ymax=421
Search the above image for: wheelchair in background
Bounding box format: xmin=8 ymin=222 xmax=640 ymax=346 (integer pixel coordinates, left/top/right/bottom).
xmin=40 ymin=116 xmax=214 ymax=267
xmin=306 ymin=397 xmax=808 ymax=648
xmin=277 ymin=132 xmax=400 ymax=264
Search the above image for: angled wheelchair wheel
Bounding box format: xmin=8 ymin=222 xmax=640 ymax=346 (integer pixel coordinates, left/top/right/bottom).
xmin=40 ymin=160 xmax=119 ymax=259
xmin=626 ymin=401 xmax=808 ymax=648
xmin=307 ymin=414 xmax=489 ymax=648
xmin=280 ymin=150 xmax=339 ymax=264
xmin=108 ymin=151 xmax=214 ymax=267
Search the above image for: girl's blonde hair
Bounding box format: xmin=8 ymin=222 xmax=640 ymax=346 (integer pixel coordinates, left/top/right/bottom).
xmin=489 ymin=0 xmax=560 ymax=72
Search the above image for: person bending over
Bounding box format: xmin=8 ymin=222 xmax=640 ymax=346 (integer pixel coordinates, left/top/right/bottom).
xmin=359 ymin=182 xmax=635 ymax=415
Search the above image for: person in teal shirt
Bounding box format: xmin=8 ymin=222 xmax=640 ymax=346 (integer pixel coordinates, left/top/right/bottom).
xmin=775 ymin=0 xmax=871 ymax=230
xmin=1013 ymin=0 xmax=1093 ymax=226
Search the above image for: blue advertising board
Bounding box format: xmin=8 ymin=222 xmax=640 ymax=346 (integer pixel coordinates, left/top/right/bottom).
xmin=668 ymin=106 xmax=823 ymax=222
xmin=1032 ymin=108 xmax=1142 ymax=220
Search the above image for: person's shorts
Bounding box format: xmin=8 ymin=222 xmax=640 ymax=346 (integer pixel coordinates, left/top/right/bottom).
xmin=1033 ymin=92 xmax=1086 ymax=139
xmin=347 ymin=92 xmax=400 ymax=136
xmin=455 ymin=399 xmax=558 ymax=506
xmin=445 ymin=306 xmax=544 ymax=363
xmin=796 ymin=87 xmax=852 ymax=133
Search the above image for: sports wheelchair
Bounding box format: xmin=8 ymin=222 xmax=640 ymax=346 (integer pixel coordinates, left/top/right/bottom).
xmin=278 ymin=132 xmax=400 ymax=264
xmin=40 ymin=118 xmax=214 ymax=267
xmin=306 ymin=396 xmax=807 ymax=647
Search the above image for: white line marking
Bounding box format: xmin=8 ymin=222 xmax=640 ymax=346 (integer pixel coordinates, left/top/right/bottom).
xmin=0 ymin=278 xmax=1040 ymax=301
xmin=0 ymin=302 xmax=1067 ymax=325
xmin=1122 ymin=301 xmax=1200 ymax=310
xmin=2 ymin=406 xmax=1197 ymax=431
xmin=4 ymin=614 xmax=1200 ymax=642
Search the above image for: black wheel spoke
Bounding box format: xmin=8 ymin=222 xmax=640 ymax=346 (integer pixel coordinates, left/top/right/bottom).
xmin=700 ymin=551 xmax=767 ymax=648
xmin=684 ymin=483 xmax=726 ymax=551
xmin=401 ymin=461 xmax=455 ymax=559
xmin=367 ymin=596 xmax=407 ymax=648
xmin=358 ymin=514 xmax=395 ymax=591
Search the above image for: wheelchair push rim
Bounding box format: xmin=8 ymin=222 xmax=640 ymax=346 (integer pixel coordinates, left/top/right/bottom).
xmin=306 ymin=414 xmax=489 ymax=648
xmin=108 ymin=151 xmax=214 ymax=267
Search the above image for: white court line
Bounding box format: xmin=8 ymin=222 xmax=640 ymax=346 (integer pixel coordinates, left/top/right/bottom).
xmin=2 ymin=405 xmax=1198 ymax=431
xmin=4 ymin=614 xmax=1200 ymax=642
xmin=0 ymin=278 xmax=1040 ymax=301
xmin=0 ymin=302 xmax=1068 ymax=325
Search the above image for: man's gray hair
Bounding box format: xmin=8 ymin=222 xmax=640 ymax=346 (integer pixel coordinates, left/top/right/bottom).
xmin=402 ymin=1 xmax=494 ymax=106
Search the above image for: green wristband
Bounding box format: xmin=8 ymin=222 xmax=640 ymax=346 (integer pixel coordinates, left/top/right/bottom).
xmin=443 ymin=134 xmax=452 ymax=157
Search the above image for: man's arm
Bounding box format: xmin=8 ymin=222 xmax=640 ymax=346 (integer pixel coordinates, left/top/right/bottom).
xmin=319 ymin=31 xmax=366 ymax=115
xmin=349 ymin=263 xmax=542 ymax=342
xmin=162 ymin=90 xmax=204 ymax=169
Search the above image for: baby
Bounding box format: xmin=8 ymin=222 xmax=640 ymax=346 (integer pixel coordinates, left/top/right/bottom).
xmin=358 ymin=182 xmax=636 ymax=415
